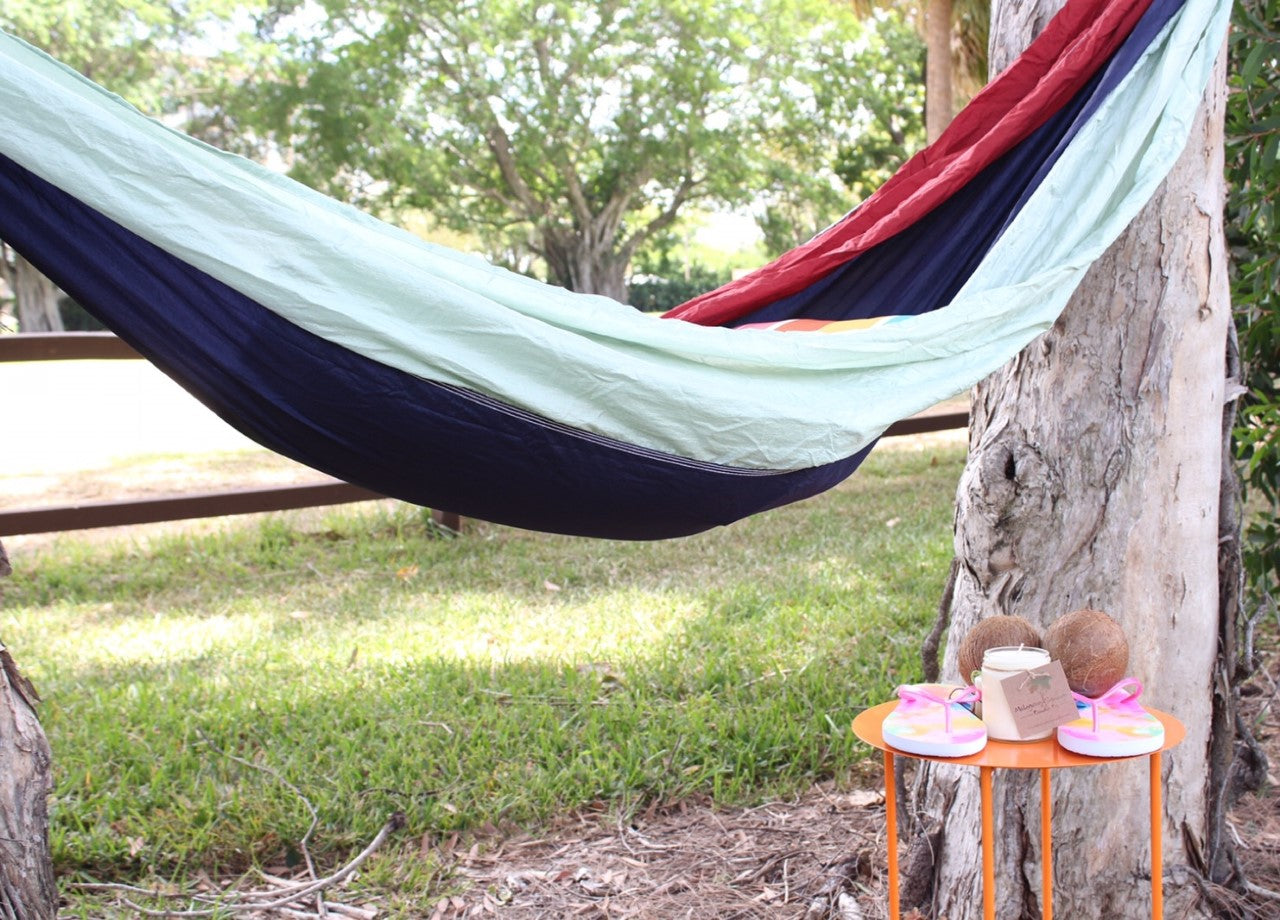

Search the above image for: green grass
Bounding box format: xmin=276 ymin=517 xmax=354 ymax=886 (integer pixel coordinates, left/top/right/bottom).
xmin=0 ymin=441 xmax=965 ymax=907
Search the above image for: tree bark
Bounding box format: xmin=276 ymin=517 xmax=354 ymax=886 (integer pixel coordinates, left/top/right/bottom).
xmin=906 ymin=1 xmax=1233 ymax=916
xmin=542 ymin=228 xmax=629 ymax=302
xmin=0 ymin=542 xmax=57 ymax=920
xmin=0 ymin=245 xmax=13 ymax=330
xmin=924 ymin=0 xmax=955 ymax=143
xmin=13 ymin=255 xmax=63 ymax=334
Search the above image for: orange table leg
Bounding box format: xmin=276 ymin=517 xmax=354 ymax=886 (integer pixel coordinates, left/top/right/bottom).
xmin=1041 ymin=768 xmax=1053 ymax=920
xmin=981 ymin=765 xmax=995 ymax=920
xmin=1151 ymin=751 xmax=1162 ymax=920
xmin=884 ymin=748 xmax=900 ymax=920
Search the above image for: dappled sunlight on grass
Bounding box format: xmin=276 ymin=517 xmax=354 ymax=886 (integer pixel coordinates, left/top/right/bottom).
xmin=319 ymin=586 xmax=705 ymax=667
xmin=1 ymin=443 xmax=968 ymax=881
xmin=21 ymin=603 xmax=274 ymax=672
xmin=11 ymin=582 xmax=710 ymax=679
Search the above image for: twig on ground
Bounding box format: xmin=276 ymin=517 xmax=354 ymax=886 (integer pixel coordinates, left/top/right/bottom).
xmin=74 ymin=813 xmax=404 ymax=918
xmin=1243 ymin=879 xmax=1280 ymax=902
xmin=1226 ymin=817 xmax=1247 ymax=849
xmin=197 ymin=731 xmax=323 ymax=887
xmin=416 ymin=721 xmax=455 ymax=735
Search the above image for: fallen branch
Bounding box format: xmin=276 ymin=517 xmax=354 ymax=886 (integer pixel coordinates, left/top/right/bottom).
xmin=73 ymin=812 xmax=404 ymax=918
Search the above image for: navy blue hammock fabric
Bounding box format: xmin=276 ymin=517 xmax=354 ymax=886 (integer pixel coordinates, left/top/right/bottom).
xmin=0 ymin=0 xmax=1228 ymax=539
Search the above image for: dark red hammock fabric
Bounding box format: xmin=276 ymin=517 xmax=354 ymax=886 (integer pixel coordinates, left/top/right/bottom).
xmin=663 ymin=0 xmax=1157 ymax=327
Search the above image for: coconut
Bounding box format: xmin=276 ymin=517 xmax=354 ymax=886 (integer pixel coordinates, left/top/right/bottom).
xmin=1044 ymin=608 xmax=1130 ymax=696
xmin=957 ymin=615 xmax=1043 ymax=680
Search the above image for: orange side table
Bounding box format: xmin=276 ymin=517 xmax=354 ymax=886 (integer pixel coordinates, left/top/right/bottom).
xmin=852 ymin=702 xmax=1184 ymax=920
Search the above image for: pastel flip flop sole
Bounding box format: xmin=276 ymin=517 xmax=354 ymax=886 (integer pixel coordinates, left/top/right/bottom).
xmin=1057 ymin=679 xmax=1165 ymax=757
xmin=1056 ymin=712 xmax=1164 ymax=757
xmin=883 ymin=720 xmax=988 ymax=757
xmin=882 ymin=683 xmax=987 ymax=758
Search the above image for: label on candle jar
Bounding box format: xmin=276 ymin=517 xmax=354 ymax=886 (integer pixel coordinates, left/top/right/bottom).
xmin=997 ymin=660 xmax=1079 ymax=738
xmin=980 ymin=646 xmax=1052 ymax=740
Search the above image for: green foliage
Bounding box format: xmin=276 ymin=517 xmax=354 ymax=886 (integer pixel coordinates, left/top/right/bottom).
xmin=3 ymin=444 xmax=965 ymax=906
xmin=1 ymin=0 xmax=177 ymax=110
xmin=626 ymin=241 xmax=733 ymax=312
xmin=627 ymin=263 xmax=730 ymax=313
xmin=240 ymin=0 xmax=925 ymax=288
xmin=57 ymin=297 xmax=106 ymax=332
xmin=758 ymin=11 xmax=926 ymax=256
xmin=951 ymin=0 xmax=991 ymax=98
xmin=1226 ymin=0 xmax=1280 ymax=603
xmin=831 ymin=12 xmax=927 ymax=200
xmin=0 ymin=0 xmax=262 ymax=117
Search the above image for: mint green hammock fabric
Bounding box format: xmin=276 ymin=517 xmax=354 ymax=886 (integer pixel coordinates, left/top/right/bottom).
xmin=0 ymin=0 xmax=1229 ymax=538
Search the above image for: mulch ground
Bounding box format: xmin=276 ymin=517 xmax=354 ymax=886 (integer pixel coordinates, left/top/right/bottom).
xmin=419 ymin=628 xmax=1279 ymax=920
xmin=426 ymin=784 xmax=891 ymax=919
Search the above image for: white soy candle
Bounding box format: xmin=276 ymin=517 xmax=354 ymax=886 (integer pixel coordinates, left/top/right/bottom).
xmin=980 ymin=646 xmax=1053 ymax=742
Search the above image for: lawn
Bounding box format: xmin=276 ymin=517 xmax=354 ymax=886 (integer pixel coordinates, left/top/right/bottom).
xmin=0 ymin=438 xmax=966 ymax=913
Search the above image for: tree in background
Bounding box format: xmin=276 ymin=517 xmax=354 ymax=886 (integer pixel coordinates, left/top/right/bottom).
xmin=1227 ymin=0 xmax=1279 ymax=616
xmin=763 ymin=11 xmax=925 ymax=257
xmin=0 ymin=0 xmax=264 ymax=332
xmin=0 ymin=245 xmax=60 ymax=334
xmin=851 ymin=0 xmax=988 ymax=142
xmin=922 ymin=0 xmax=989 ymax=140
xmin=240 ymin=0 xmax=924 ymax=300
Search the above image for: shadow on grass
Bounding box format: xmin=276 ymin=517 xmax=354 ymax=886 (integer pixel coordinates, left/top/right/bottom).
xmin=7 ymin=444 xmax=967 ymax=878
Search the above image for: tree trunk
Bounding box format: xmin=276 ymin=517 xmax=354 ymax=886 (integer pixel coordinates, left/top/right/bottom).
xmin=925 ymin=0 xmax=955 ymax=143
xmin=0 ymin=541 xmax=57 ymax=920
xmin=13 ymin=255 xmax=63 ymax=334
xmin=541 ymin=227 xmax=630 ymax=302
xmin=907 ymin=2 xmax=1232 ymax=917
xmin=0 ymin=244 xmax=13 ymax=329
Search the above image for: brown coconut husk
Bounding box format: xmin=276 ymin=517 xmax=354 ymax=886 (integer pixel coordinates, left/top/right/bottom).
xmin=1044 ymin=608 xmax=1131 ymax=696
xmin=957 ymin=615 xmax=1044 ymax=681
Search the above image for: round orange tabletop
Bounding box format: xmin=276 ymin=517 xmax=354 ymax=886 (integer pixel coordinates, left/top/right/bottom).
xmin=854 ymin=699 xmax=1184 ymax=920
xmin=852 ymin=700 xmax=1185 ymax=768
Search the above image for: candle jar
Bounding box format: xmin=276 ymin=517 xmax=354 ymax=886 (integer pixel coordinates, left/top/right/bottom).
xmin=980 ymin=646 xmax=1053 ymax=741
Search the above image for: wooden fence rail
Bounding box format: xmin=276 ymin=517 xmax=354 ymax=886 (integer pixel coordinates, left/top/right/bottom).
xmin=0 ymin=333 xmax=967 ymax=536
xmin=0 ymin=331 xmax=141 ymax=361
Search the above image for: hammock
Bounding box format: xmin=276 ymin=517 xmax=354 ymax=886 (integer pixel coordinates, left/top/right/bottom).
xmin=0 ymin=0 xmax=1228 ymax=539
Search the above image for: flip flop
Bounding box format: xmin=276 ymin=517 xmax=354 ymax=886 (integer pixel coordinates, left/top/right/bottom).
xmin=882 ymin=683 xmax=986 ymax=757
xmin=1056 ymin=679 xmax=1165 ymax=758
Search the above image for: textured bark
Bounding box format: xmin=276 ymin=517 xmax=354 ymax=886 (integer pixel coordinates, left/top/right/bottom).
xmin=907 ymin=1 xmax=1233 ymax=916
xmin=924 ymin=0 xmax=955 ymax=143
xmin=12 ymin=254 xmax=62 ymax=334
xmin=1200 ymin=326 xmax=1267 ymax=896
xmin=0 ymin=553 xmax=56 ymax=920
xmin=0 ymin=245 xmax=13 ymax=324
xmin=542 ymin=229 xmax=630 ymax=302
xmin=0 ymin=658 xmax=55 ymax=920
